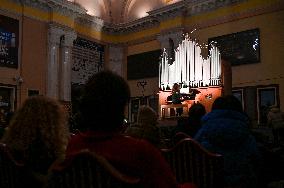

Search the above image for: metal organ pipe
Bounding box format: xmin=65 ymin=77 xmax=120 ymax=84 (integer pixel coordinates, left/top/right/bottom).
xmin=186 ymin=39 xmax=190 ymax=85
xmin=159 ymin=35 xmax=221 ymax=90
xmin=190 ymin=41 xmax=195 ymax=87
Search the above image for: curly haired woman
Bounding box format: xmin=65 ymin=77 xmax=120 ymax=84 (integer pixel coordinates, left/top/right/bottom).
xmin=1 ymin=96 xmax=69 ymax=184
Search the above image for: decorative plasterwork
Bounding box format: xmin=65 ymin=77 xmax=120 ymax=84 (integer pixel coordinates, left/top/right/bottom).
xmin=4 ymin=0 xmax=251 ymax=35
xmin=102 ymin=0 xmax=248 ymax=35
xmin=47 ymin=0 xmax=86 ymax=17
xmin=103 ymin=16 xmax=160 ymax=34
xmin=101 ymin=0 xmax=185 ymax=34
xmin=106 ymin=0 xmax=113 ymax=23
xmin=48 ymin=24 xmax=66 ymax=45
xmin=3 ymin=0 xmax=282 ymax=42
xmin=157 ymin=30 xmax=183 ymax=48
xmin=75 ymin=14 xmax=105 ymax=31
xmin=12 ymin=0 xmax=86 ymax=18
xmin=121 ymin=0 xmax=129 ymax=23
xmin=147 ymin=0 xmax=186 ymax=21
xmin=185 ymin=0 xmax=247 ymax=17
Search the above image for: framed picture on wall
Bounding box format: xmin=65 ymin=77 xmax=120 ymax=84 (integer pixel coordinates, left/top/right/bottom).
xmin=208 ymin=28 xmax=260 ymax=66
xmin=127 ymin=50 xmax=161 ymax=80
xmin=129 ymin=98 xmax=140 ymax=123
xmin=257 ymin=86 xmax=278 ymax=125
xmin=232 ymin=89 xmax=244 ymax=110
xmin=0 ymin=14 xmax=19 ymax=68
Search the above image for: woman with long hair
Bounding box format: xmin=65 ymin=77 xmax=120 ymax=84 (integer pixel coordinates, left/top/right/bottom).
xmin=1 ymin=96 xmax=69 ymax=177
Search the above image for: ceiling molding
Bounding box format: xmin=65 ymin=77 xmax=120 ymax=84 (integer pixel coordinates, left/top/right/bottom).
xmin=121 ymin=0 xmax=129 ymax=23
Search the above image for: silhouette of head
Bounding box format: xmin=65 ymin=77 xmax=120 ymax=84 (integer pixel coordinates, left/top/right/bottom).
xmin=80 ymin=71 xmax=130 ymax=131
xmin=212 ymin=95 xmax=243 ymax=113
xmin=172 ymin=83 xmax=180 ymax=93
xmin=188 ymin=103 xmax=206 ymax=119
xmin=137 ymin=105 xmax=158 ymax=126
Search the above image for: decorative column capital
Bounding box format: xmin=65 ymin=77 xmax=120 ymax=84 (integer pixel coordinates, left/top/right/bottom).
xmin=48 ymin=24 xmax=65 ymax=45
xmin=48 ymin=24 xmax=77 ymax=47
xmin=157 ymin=30 xmax=184 ymax=49
xmin=64 ymin=31 xmax=77 ymax=47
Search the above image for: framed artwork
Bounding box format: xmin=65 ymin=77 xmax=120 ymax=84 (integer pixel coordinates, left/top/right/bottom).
xmin=129 ymin=98 xmax=140 ymax=123
xmin=127 ymin=50 xmax=161 ymax=80
xmin=72 ymin=37 xmax=104 ymax=85
xmin=208 ymin=28 xmax=260 ymax=66
xmin=232 ymin=89 xmax=244 ymax=110
xmin=0 ymin=14 xmax=19 ymax=68
xmin=257 ymin=86 xmax=278 ymax=125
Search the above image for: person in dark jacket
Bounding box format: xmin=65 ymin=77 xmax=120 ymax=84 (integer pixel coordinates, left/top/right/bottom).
xmin=194 ymin=95 xmax=261 ymax=188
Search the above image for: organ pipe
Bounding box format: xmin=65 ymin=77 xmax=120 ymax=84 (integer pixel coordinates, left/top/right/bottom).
xmin=159 ymin=35 xmax=221 ymax=90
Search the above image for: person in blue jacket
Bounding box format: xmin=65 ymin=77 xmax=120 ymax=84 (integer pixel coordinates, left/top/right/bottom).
xmin=194 ymin=95 xmax=261 ymax=187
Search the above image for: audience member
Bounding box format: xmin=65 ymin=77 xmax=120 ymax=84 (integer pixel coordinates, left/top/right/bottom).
xmin=125 ymin=105 xmax=161 ymax=147
xmin=5 ymin=110 xmax=14 ymax=125
xmin=194 ymin=95 xmax=261 ymax=188
xmin=172 ymin=83 xmax=183 ymax=116
xmin=267 ymin=106 xmax=284 ymax=145
xmin=0 ymin=110 xmax=14 ymax=139
xmin=0 ymin=109 xmax=5 ymax=126
xmin=66 ymin=71 xmax=196 ymax=188
xmin=0 ymin=109 xmax=6 ymax=138
xmin=175 ymin=102 xmax=206 ymax=138
xmin=0 ymin=127 xmax=4 ymax=139
xmin=1 ymin=96 xmax=69 ymax=185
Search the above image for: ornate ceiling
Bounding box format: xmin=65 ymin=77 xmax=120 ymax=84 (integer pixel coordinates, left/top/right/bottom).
xmin=68 ymin=0 xmax=181 ymax=24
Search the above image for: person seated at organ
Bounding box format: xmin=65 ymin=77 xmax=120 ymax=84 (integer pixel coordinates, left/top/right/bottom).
xmin=171 ymin=83 xmax=184 ymax=116
xmin=66 ymin=70 xmax=196 ymax=188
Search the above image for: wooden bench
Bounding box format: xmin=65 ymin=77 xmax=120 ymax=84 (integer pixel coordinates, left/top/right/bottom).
xmin=161 ymin=138 xmax=224 ymax=188
xmin=46 ymin=150 xmax=141 ymax=188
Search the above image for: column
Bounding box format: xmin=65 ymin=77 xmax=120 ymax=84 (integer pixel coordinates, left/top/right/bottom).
xmin=157 ymin=35 xmax=170 ymax=53
xmin=47 ymin=25 xmax=64 ymax=99
xmin=60 ymin=31 xmax=77 ymax=102
xmin=171 ymin=31 xmax=183 ymax=50
xmin=221 ymin=59 xmax=232 ymax=96
xmin=108 ymin=45 xmax=124 ymax=76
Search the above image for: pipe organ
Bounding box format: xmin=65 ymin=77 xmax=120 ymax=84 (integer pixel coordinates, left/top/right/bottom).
xmin=159 ymin=34 xmax=221 ymax=90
